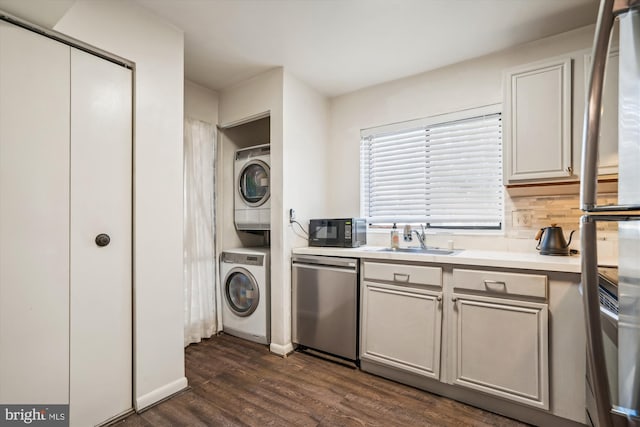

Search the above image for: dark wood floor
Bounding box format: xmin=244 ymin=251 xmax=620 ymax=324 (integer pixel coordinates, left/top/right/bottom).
xmin=115 ymin=333 xmax=527 ymax=426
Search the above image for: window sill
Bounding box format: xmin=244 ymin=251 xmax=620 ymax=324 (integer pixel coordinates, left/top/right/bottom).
xmin=367 ymin=227 xmax=505 ymax=237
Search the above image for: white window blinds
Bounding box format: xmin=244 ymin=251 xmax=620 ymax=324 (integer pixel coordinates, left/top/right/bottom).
xmin=360 ymin=108 xmax=503 ymax=229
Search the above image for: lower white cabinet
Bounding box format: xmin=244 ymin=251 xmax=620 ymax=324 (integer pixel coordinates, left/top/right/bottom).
xmin=449 ymin=293 xmax=549 ymax=409
xmin=357 ymin=259 xmax=583 ymax=425
xmin=361 ymin=281 xmax=443 ymax=379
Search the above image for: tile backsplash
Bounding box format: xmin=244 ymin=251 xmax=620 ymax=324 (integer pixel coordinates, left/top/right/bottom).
xmin=505 ymin=191 xmax=618 ymax=240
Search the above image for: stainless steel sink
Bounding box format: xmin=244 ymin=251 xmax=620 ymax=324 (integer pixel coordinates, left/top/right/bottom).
xmin=373 ymin=247 xmax=456 ymax=255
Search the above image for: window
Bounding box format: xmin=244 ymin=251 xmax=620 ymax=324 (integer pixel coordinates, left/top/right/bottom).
xmin=360 ymin=106 xmax=503 ymax=229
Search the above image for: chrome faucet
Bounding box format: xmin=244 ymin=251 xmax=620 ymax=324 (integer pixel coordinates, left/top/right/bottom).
xmin=411 ymin=224 xmax=428 ymax=249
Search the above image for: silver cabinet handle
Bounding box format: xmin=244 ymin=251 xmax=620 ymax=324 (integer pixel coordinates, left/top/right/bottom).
xmin=436 ymin=295 xmax=442 ymax=302
xmin=483 ymin=280 xmax=506 ymax=288
xmin=393 ymin=273 xmax=410 ymax=282
xmin=451 ymin=297 xmax=458 ymax=302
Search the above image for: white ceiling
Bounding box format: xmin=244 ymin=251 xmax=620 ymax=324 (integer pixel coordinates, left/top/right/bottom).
xmin=0 ymin=0 xmax=599 ymax=97
xmin=134 ymin=0 xmax=598 ymax=97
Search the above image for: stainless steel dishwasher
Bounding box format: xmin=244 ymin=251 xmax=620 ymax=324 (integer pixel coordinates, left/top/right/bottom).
xmin=292 ymin=255 xmax=358 ymax=362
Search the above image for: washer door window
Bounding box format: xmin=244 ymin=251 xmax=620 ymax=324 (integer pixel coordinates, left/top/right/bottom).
xmin=225 ymin=268 xmax=260 ymax=317
xmin=238 ymin=160 xmax=270 ymax=207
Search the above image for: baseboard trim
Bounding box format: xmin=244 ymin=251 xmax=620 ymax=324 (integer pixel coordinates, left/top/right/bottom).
xmin=269 ymin=342 xmax=294 ymax=356
xmin=135 ymin=377 xmax=188 ymax=411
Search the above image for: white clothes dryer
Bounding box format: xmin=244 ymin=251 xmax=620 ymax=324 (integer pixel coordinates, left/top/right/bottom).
xmin=234 ymin=144 xmax=270 ymax=230
xmin=220 ymin=248 xmax=270 ymax=344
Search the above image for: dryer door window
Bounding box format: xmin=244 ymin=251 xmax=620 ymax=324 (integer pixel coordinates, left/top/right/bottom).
xmin=225 ymin=268 xmax=260 ymax=317
xmin=239 ymin=160 xmax=270 ymax=207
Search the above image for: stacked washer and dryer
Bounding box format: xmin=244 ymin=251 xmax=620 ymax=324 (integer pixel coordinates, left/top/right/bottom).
xmin=220 ymin=144 xmax=271 ymax=345
xmin=234 ymin=143 xmax=270 ymax=231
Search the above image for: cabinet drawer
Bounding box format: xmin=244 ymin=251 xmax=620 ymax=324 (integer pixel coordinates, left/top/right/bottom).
xmin=452 ymin=268 xmax=547 ymax=299
xmin=364 ymin=261 xmax=442 ymax=287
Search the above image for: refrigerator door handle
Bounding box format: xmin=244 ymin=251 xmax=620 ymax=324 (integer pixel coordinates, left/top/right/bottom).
xmin=581 ymin=0 xmax=617 ymax=211
xmin=581 ymin=216 xmax=615 ymax=427
xmin=582 ymin=0 xmax=640 ymax=213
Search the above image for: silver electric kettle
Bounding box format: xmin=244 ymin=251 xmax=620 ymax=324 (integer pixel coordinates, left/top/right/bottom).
xmin=535 ymin=224 xmax=576 ymax=256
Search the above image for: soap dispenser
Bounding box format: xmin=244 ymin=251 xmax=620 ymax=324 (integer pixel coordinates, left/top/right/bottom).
xmin=403 ymin=224 xmax=412 ymax=242
xmin=390 ymin=223 xmax=400 ymax=249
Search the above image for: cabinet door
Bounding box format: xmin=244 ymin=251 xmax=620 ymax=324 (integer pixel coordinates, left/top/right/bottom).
xmin=0 ymin=20 xmax=71 ymax=405
xmin=584 ymin=49 xmax=619 ymax=175
xmin=361 ymin=281 xmax=442 ymax=379
xmin=504 ymin=57 xmax=572 ymax=182
xmin=449 ymin=293 xmax=549 ymax=409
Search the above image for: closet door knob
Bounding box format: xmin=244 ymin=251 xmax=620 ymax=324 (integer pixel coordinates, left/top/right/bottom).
xmin=95 ymin=233 xmax=111 ymax=247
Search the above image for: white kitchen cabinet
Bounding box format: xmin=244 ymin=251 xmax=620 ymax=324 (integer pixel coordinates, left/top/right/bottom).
xmin=360 ymin=261 xmax=443 ymax=379
xmin=362 ymin=281 xmax=443 ymax=379
xmin=449 ymin=292 xmax=549 ymax=410
xmin=583 ymin=48 xmax=619 ymax=176
xmin=503 ymin=56 xmax=573 ymax=183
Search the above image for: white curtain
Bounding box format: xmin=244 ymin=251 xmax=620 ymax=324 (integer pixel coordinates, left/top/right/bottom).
xmin=183 ymin=117 xmax=217 ymax=347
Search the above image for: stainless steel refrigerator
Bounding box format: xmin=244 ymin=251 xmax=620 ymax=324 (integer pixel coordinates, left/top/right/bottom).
xmin=582 ymin=1 xmax=640 ymax=426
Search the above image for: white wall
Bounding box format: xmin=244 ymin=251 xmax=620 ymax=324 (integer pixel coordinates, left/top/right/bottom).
xmin=54 ymin=0 xmax=186 ymax=410
xmin=218 ymin=68 xmax=290 ymax=353
xmin=327 ymin=25 xmax=595 ymax=219
xmin=0 ymin=0 xmax=74 ymax=28
xmin=283 ymin=71 xmax=330 ymax=243
xmin=218 ymin=68 xmax=329 ymax=354
xmin=218 ymin=72 xmax=282 ymax=267
xmin=185 ymin=79 xmax=219 ymax=124
xmin=219 ymin=69 xmax=283 ymax=126
xmin=281 ymin=70 xmax=329 ymax=350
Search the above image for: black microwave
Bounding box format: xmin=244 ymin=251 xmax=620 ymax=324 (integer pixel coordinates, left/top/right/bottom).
xmin=308 ymin=218 xmax=367 ymax=248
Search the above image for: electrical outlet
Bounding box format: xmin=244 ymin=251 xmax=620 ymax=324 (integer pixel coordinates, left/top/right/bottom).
xmin=289 ymin=209 xmax=296 ymax=223
xmin=512 ymin=210 xmax=533 ymax=227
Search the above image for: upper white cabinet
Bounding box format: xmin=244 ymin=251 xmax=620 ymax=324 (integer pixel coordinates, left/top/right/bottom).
xmin=583 ymin=48 xmax=619 ymax=176
xmin=503 ymin=57 xmax=573 ymax=183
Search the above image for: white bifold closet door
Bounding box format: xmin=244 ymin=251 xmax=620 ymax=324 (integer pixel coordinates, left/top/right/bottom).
xmin=0 ymin=19 xmax=71 ymax=406
xmin=0 ymin=20 xmax=132 ymax=427
xmin=69 ymin=49 xmax=132 ymax=426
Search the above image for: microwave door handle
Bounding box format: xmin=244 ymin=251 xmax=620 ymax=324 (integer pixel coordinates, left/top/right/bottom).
xmin=581 ymin=0 xmax=617 ymax=212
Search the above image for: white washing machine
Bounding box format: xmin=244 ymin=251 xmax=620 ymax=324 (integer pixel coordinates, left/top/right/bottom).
xmin=220 ymin=247 xmax=270 ymax=344
xmin=234 ymin=144 xmax=270 ymax=230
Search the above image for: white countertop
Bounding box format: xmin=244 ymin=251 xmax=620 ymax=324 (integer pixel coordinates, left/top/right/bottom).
xmin=292 ymin=246 xmax=583 ymax=273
